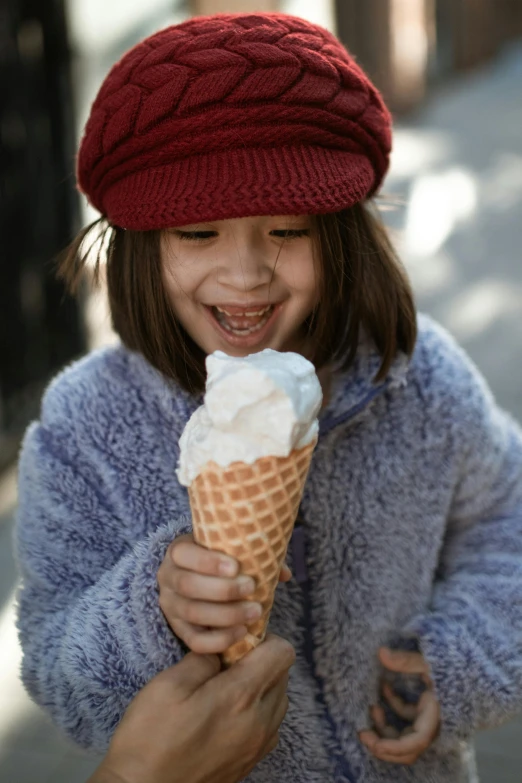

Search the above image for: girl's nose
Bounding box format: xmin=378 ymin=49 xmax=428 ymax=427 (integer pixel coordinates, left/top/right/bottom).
xmin=217 ymin=243 xmax=275 ymax=292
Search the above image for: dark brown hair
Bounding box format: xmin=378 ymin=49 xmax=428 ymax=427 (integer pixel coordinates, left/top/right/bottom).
xmin=58 ymin=202 xmax=417 ymax=395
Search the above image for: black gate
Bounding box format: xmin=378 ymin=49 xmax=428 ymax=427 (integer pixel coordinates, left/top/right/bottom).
xmin=0 ymin=0 xmax=86 ymax=468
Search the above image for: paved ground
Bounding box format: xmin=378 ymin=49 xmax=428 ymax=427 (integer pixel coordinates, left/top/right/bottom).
xmin=0 ymin=41 xmax=521 ymax=783
xmin=385 ymin=43 xmax=522 ymax=783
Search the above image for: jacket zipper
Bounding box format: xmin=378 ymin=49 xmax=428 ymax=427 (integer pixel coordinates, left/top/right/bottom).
xmin=319 ymin=381 xmax=390 ymax=438
xmin=290 ymin=383 xmax=392 ymax=782
xmin=292 ymin=520 xmax=358 ymax=783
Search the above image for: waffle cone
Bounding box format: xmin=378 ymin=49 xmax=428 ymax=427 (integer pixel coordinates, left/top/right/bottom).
xmin=189 ymin=439 xmax=316 ymax=666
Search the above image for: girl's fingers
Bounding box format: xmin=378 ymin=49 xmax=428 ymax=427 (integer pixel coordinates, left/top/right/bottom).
xmin=171 ymin=617 xmax=248 ymax=655
xmin=171 ymin=567 xmax=256 ymax=602
xmin=381 ymin=683 xmax=418 ymax=722
xmin=378 ymin=647 xmax=430 ymax=676
xmin=413 ymin=690 xmax=441 ymax=737
xmin=366 ymin=729 xmax=431 ymax=759
xmin=360 ymin=728 xmax=423 ymax=765
xmin=361 ymin=690 xmax=440 ymax=763
xmin=171 ymin=594 xmax=262 ymax=628
xmin=359 ymin=729 xmax=387 ymax=753
xmin=370 ymin=705 xmax=400 ymax=739
xmin=366 ymin=749 xmax=417 ymax=765
xmin=279 ymin=563 xmax=292 ymax=582
xmin=170 ymin=537 xmax=239 ymax=578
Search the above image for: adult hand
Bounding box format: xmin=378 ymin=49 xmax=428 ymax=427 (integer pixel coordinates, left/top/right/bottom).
xmin=158 ymin=532 xmax=291 ymax=654
xmin=359 ymin=647 xmax=440 ymax=765
xmin=88 ymin=634 xmax=295 ymax=783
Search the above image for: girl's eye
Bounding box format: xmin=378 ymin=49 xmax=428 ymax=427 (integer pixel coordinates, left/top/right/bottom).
xmin=173 ymin=228 xmax=310 ymax=241
xmin=270 ymin=229 xmax=310 ymax=240
xmin=176 ymin=231 xmax=217 ymax=242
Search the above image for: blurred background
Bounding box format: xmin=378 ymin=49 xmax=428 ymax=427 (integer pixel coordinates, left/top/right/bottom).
xmin=1 ymin=1 xmax=521 ymax=781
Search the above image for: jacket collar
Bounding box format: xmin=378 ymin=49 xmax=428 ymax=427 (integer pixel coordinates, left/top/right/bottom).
xmin=124 ymin=339 xmax=410 ymax=437
xmin=125 ymin=348 xmax=202 ymax=434
xmin=318 ymin=338 xmax=410 ymax=436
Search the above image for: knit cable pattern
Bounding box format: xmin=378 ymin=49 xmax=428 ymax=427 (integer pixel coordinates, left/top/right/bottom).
xmin=78 ymin=13 xmax=392 ymax=228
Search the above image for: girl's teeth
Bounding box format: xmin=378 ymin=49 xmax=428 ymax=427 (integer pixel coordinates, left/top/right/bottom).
xmin=216 ymin=306 xmax=271 ymax=317
xmin=212 ymin=305 xmax=274 ymax=335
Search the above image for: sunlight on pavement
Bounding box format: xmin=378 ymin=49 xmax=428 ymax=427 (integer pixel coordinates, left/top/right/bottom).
xmin=281 ymin=0 xmax=335 ymax=31
xmin=68 ymin=0 xmax=182 ymax=53
xmin=0 ymin=588 xmax=34 ymax=747
xmin=482 ymin=152 xmax=522 ymax=212
xmin=404 ymin=167 xmax=478 ymax=256
xmin=444 ymin=280 xmax=522 ymax=341
xmin=389 ymin=129 xmax=455 ymax=179
xmin=400 ymin=249 xmax=456 ymax=297
xmin=84 ymin=276 xmax=118 ymax=351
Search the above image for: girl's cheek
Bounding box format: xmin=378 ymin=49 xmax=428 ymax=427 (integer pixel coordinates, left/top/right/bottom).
xmin=162 ymin=257 xmax=204 ymax=297
xmin=291 ymin=257 xmax=319 ymax=297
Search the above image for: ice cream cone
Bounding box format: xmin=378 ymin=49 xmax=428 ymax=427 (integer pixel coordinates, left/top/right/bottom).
xmin=189 ymin=439 xmax=316 ymax=666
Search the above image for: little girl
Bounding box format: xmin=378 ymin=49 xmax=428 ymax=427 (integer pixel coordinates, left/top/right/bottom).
xmin=15 ymin=12 xmax=522 ymax=783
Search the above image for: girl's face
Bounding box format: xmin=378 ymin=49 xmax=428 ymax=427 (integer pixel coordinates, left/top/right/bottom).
xmin=160 ymin=215 xmax=319 ymax=358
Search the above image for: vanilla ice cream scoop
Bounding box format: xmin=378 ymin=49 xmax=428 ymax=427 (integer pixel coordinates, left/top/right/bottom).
xmin=176 ymin=349 xmax=322 ymax=486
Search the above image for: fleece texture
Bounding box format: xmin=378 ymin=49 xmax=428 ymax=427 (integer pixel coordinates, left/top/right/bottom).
xmin=15 ymin=313 xmax=522 ymax=782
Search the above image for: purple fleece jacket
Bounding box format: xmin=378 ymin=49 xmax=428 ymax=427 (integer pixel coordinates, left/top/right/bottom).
xmin=15 ymin=314 xmax=522 ymax=782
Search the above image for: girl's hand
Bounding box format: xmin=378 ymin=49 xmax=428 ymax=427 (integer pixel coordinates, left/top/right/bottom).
xmin=359 ymin=647 xmax=441 ymax=765
xmin=158 ymin=533 xmax=291 ymax=655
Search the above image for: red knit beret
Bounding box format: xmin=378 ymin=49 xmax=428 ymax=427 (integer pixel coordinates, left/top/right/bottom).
xmin=77 ymin=13 xmax=392 ymax=230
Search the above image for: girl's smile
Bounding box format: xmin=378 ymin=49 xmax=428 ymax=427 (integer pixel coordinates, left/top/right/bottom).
xmin=161 ymin=216 xmax=319 ymax=358
xmin=202 ymin=302 xmax=282 ymax=349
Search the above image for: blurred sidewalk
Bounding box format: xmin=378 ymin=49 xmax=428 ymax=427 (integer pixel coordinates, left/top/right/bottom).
xmin=0 ymin=475 xmax=102 ymax=782
xmin=1 ymin=43 xmax=522 ymax=783
xmin=386 ymin=43 xmax=522 ymax=424
xmin=384 ymin=43 xmax=522 ymax=783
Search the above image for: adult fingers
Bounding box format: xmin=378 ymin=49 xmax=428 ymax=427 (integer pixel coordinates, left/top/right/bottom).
xmin=171 ymin=617 xmax=248 ymax=655
xmin=221 ymin=635 xmax=296 ymax=698
xmin=259 ymin=675 xmax=290 ymax=737
xmin=158 ymin=652 xmax=222 ymax=701
xmin=170 ymin=537 xmax=239 ymax=578
xmin=244 ymin=635 xmax=296 ymax=697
